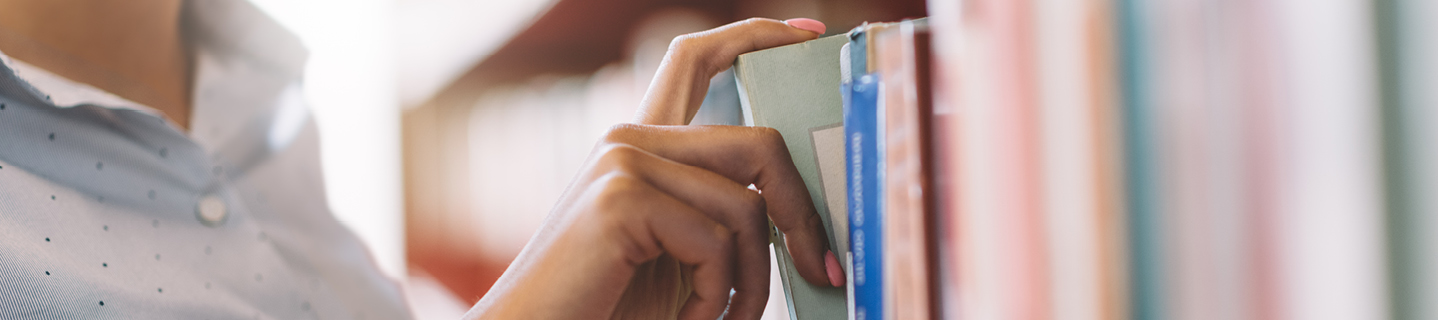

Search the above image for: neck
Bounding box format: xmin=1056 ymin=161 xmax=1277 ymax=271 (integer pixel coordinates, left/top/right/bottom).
xmin=0 ymin=0 xmax=192 ymax=129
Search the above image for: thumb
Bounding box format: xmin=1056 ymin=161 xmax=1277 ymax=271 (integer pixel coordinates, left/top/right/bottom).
xmin=635 ymin=18 xmax=825 ymax=125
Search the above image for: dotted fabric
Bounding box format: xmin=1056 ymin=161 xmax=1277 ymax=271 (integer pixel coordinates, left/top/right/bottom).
xmin=0 ymin=1 xmax=409 ymax=319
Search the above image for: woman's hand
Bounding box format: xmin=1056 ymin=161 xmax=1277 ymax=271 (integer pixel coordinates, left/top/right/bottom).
xmin=466 ymin=18 xmax=840 ymax=320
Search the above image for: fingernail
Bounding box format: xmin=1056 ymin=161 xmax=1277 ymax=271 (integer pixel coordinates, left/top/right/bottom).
xmin=824 ymin=250 xmax=845 ymax=287
xmin=785 ymin=18 xmax=826 ymax=35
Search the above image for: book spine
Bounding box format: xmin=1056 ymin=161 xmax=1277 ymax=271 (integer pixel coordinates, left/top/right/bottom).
xmin=839 ymin=41 xmax=856 ymax=320
xmin=846 ymin=74 xmax=883 ymax=320
xmin=1113 ymin=0 xmax=1166 ymax=318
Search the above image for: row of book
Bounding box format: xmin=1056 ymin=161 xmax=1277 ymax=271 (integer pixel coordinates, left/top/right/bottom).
xmin=735 ymin=18 xmax=935 ymax=320
xmin=930 ymin=0 xmax=1438 ymax=318
xmin=735 ymin=0 xmax=1438 ymax=319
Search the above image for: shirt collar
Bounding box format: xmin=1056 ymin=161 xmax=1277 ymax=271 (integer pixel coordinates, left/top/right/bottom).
xmin=0 ymin=0 xmax=308 ymax=113
xmin=0 ymin=0 xmax=312 ymax=179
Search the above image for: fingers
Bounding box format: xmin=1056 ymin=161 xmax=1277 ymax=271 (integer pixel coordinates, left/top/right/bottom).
xmin=602 ymin=124 xmax=835 ymax=288
xmin=647 ymin=206 xmax=735 ymax=320
xmin=674 ymin=18 xmax=826 ymax=76
xmin=637 ymin=18 xmax=825 ymax=125
xmin=592 ymin=174 xmax=737 ymax=320
xmin=591 ymin=144 xmax=773 ymax=319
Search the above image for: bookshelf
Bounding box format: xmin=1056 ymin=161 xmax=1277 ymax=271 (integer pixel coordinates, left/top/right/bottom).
xmin=403 ymin=0 xmax=1436 ymax=319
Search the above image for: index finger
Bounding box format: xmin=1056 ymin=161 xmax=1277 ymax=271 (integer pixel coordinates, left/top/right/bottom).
xmin=635 ymin=18 xmax=826 ymax=126
xmin=602 ymin=124 xmax=836 ymax=288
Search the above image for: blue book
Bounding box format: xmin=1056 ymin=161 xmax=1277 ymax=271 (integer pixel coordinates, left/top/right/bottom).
xmin=844 ymin=23 xmax=886 ymax=320
xmin=845 ymin=72 xmax=883 ymax=320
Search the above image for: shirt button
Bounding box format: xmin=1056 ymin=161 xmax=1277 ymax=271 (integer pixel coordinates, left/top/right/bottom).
xmin=196 ymin=194 xmax=228 ymax=226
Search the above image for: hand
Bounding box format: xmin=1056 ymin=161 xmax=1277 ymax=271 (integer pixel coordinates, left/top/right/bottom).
xmin=465 ymin=18 xmax=841 ymax=320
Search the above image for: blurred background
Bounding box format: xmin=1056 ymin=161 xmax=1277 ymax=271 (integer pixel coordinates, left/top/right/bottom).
xmin=248 ymin=0 xmax=924 ymax=318
xmin=237 ymin=0 xmax=1438 ymax=318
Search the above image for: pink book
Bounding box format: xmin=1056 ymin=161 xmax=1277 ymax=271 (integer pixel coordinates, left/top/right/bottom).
xmin=947 ymin=0 xmax=1051 ymax=319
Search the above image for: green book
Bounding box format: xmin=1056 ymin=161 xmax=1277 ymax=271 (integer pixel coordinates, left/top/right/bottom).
xmin=734 ymin=34 xmax=849 ymax=320
xmin=1377 ymin=1 xmax=1438 ymax=319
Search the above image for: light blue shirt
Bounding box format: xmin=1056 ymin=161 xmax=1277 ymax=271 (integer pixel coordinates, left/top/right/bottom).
xmin=0 ymin=1 xmax=409 ymax=319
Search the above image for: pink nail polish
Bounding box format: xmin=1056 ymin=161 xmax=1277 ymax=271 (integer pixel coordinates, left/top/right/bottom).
xmin=785 ymin=18 xmax=827 ymax=35
xmin=824 ymin=250 xmax=845 ymax=287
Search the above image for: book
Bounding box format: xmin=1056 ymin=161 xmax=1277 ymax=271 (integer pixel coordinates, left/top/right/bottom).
xmin=843 ymin=59 xmax=883 ymax=320
xmin=1378 ymin=0 xmax=1438 ymax=319
xmin=944 ymin=0 xmax=1053 ymax=318
xmin=1112 ymin=0 xmax=1167 ymax=318
xmin=924 ymin=2 xmax=965 ymax=319
xmin=1033 ymin=0 xmax=1127 ymax=318
xmin=734 ymin=34 xmax=850 ymax=320
xmin=839 ymin=40 xmax=856 ymax=320
xmin=1256 ymin=2 xmax=1386 ymax=319
xmin=870 ymin=19 xmax=937 ymax=320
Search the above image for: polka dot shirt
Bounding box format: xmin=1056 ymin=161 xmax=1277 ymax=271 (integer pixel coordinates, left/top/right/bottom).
xmin=0 ymin=1 xmax=410 ymax=319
